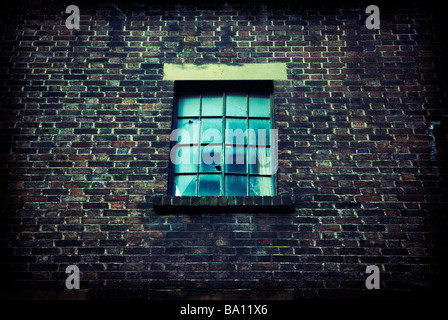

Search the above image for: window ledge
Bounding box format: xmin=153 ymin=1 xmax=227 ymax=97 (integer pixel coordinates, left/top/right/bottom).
xmin=152 ymin=196 xmax=295 ymax=214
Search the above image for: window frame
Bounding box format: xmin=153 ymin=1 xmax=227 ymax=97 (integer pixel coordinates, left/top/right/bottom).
xmin=169 ymin=80 xmax=277 ymax=197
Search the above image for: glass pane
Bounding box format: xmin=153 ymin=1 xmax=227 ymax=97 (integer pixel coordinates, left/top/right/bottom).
xmin=250 ymin=176 xmax=273 ymax=196
xmin=225 ymin=118 xmax=247 ymax=145
xmin=178 ymin=93 xmax=200 ymax=117
xmin=200 ymin=118 xmax=222 ymax=144
xmin=172 ymin=145 xmax=199 ymax=173
xmin=226 ymin=93 xmax=247 ymax=117
xmin=198 ymin=174 xmax=221 ymax=196
xmin=249 ymin=93 xmax=270 ymax=117
xmin=202 ymin=93 xmax=223 ymax=116
xmin=248 ymin=119 xmax=270 ymax=146
xmin=175 ymin=119 xmax=199 ymax=144
xmin=200 ymin=145 xmax=222 ymax=172
xmin=174 ymin=175 xmax=197 ymax=196
xmin=249 ymin=147 xmax=271 ymax=174
xmin=225 ymin=175 xmax=247 ymax=196
xmin=225 ymin=145 xmax=247 ymax=173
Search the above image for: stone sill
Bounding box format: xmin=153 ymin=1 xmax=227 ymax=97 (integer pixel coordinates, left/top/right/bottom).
xmin=152 ymin=195 xmax=295 ymax=214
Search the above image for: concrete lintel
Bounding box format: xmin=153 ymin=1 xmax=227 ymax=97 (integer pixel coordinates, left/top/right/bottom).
xmin=163 ymin=63 xmax=287 ymax=81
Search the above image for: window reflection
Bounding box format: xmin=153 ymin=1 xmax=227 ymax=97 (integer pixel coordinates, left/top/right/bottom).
xmin=202 ymin=93 xmax=223 ymax=116
xmin=198 ymin=174 xmax=221 ymax=196
xmin=249 ymin=147 xmax=271 ymax=175
xmin=226 ymin=93 xmax=247 ymax=117
xmin=249 ymin=93 xmax=270 ymax=117
xmin=172 ymin=89 xmax=274 ymax=196
xmin=178 ymin=93 xmax=200 ymax=117
xmin=225 ymin=175 xmax=247 ymax=196
xmin=200 ymin=145 xmax=222 ymax=172
xmin=174 ymin=175 xmax=197 ymax=196
xmin=250 ymin=176 xmax=272 ymax=196
xmin=225 ymin=146 xmax=247 ymax=173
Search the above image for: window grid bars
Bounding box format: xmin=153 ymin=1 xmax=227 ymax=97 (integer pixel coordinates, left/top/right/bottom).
xmin=173 ymin=91 xmax=273 ymax=196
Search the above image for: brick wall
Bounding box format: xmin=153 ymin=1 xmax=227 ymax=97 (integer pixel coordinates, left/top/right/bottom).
xmin=1 ymin=0 xmax=447 ymax=299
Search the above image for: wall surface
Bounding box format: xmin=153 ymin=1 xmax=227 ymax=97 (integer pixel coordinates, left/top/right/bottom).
xmin=0 ymin=0 xmax=447 ymax=299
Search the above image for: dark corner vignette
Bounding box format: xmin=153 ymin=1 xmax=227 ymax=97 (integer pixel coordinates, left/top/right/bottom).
xmin=0 ymin=0 xmax=447 ymax=311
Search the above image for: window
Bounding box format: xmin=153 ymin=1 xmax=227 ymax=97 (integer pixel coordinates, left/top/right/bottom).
xmin=169 ymin=81 xmax=277 ymax=197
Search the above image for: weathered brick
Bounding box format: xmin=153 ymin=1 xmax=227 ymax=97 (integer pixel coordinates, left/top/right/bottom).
xmin=0 ymin=0 xmax=447 ymax=301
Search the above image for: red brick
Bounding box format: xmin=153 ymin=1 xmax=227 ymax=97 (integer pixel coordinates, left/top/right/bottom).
xmin=1 ymin=1 xmax=446 ymax=301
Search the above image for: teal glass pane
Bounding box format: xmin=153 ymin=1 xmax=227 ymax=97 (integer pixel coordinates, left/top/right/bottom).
xmin=176 ymin=119 xmax=199 ymax=144
xmin=226 ymin=93 xmax=247 ymax=117
xmin=202 ymin=93 xmax=223 ymax=116
xmin=200 ymin=118 xmax=222 ymax=144
xmin=249 ymin=176 xmax=273 ymax=196
xmin=225 ymin=145 xmax=247 ymax=173
xmin=248 ymin=119 xmax=270 ymax=146
xmin=198 ymin=174 xmax=221 ymax=196
xmin=172 ymin=145 xmax=199 ymax=173
xmin=174 ymin=175 xmax=197 ymax=196
xmin=200 ymin=145 xmax=222 ymax=172
xmin=225 ymin=175 xmax=247 ymax=196
xmin=249 ymin=93 xmax=270 ymax=117
xmin=225 ymin=118 xmax=247 ymax=145
xmin=249 ymin=147 xmax=271 ymax=174
xmin=178 ymin=93 xmax=200 ymax=117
